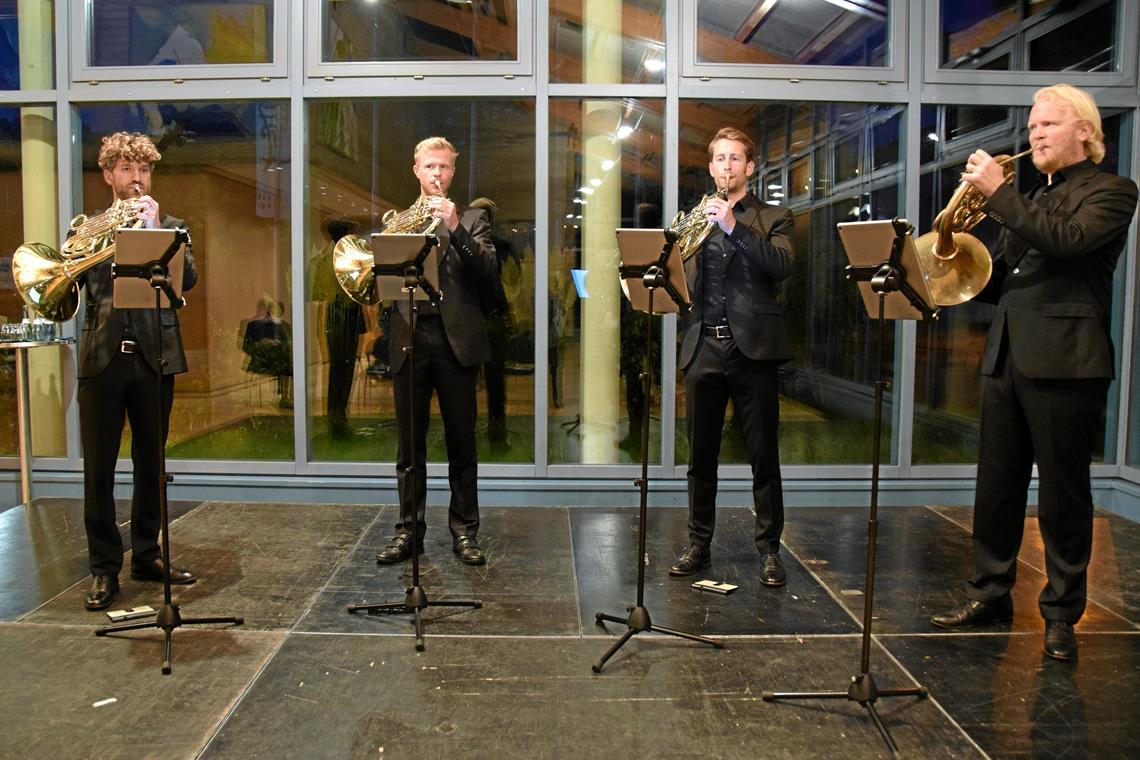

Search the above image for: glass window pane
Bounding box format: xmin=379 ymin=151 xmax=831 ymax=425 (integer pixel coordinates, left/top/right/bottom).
xmin=550 ymin=0 xmax=665 ymax=84
xmin=915 ymin=104 xmax=1129 ymax=465
xmin=677 ymin=101 xmax=903 ymax=467
xmin=306 ymin=98 xmax=535 ymax=464
xmin=76 ymin=101 xmax=292 ymax=461
xmin=87 ymin=0 xmax=274 ymax=67
xmin=940 ymin=0 xmax=1117 ymax=72
xmin=1 ymin=1 xmax=55 ymax=89
xmin=696 ymin=0 xmax=889 ymax=67
xmin=548 ymin=97 xmax=664 ymax=464
xmin=1 ymin=105 xmax=66 ymax=459
xmin=322 ymin=0 xmax=518 ymax=63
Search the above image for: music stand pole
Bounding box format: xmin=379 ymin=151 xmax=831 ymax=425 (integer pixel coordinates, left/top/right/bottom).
xmin=763 ymin=219 xmax=928 ymax=755
xmin=592 ymin=232 xmax=723 ymax=673
xmin=97 ymin=230 xmax=243 ymax=675
xmin=347 ymin=235 xmax=481 ymax=652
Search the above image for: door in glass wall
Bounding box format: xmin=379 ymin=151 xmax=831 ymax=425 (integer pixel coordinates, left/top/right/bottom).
xmin=305 ymin=98 xmax=536 ymax=464
xmin=75 ymin=100 xmax=293 ymax=461
xmin=548 ymin=97 xmax=664 ymax=465
xmin=676 ymin=100 xmax=905 ymax=467
xmin=1 ymin=105 xmax=66 ymax=459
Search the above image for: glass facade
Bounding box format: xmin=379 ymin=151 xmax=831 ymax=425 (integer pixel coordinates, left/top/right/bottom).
xmin=74 ymin=100 xmax=292 ymax=461
xmin=306 ymin=98 xmax=536 ymax=464
xmin=939 ymin=0 xmax=1118 ymax=72
xmin=2 ymin=0 xmax=1140 ymax=507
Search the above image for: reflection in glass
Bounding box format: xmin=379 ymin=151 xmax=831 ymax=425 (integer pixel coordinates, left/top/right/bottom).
xmin=76 ymin=100 xmax=292 ymax=461
xmin=940 ymin=0 xmax=1116 ymax=72
xmin=306 ymin=99 xmax=535 ymax=464
xmin=696 ymin=0 xmax=889 ymax=67
xmin=677 ymin=101 xmax=904 ymax=467
xmin=915 ymin=105 xmax=1129 ymax=464
xmin=322 ymin=0 xmax=518 ymax=63
xmin=549 ymin=0 xmax=665 ymax=84
xmin=0 ymin=105 xmax=66 ymax=458
xmin=87 ymin=0 xmax=274 ymax=67
xmin=1 ymin=1 xmax=55 ymax=90
xmin=548 ymin=97 xmax=663 ymax=464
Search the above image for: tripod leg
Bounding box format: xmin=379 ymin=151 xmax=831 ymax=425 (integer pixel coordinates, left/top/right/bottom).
xmin=180 ymin=616 xmax=246 ymax=626
xmin=592 ymin=627 xmax=637 ymax=673
xmin=865 ymin=702 xmax=900 ymax=757
xmin=647 ymin=623 xmax=724 ymax=648
xmin=162 ymin=630 xmax=173 ymax=676
xmin=414 ymin=607 xmax=425 ymax=652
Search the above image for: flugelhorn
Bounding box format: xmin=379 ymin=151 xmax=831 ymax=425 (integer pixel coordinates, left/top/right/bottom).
xmin=13 ymin=196 xmax=146 ymax=322
xmin=668 ymin=174 xmax=731 ymax=262
xmin=914 ymin=147 xmax=1034 ymax=306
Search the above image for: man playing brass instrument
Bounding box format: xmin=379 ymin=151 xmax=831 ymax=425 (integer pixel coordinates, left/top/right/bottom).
xmin=931 ymin=85 xmax=1139 ymax=661
xmin=375 ymin=136 xmax=498 ymax=567
xmin=80 ymin=132 xmax=199 ymax=610
xmin=669 ymin=127 xmax=795 ymax=586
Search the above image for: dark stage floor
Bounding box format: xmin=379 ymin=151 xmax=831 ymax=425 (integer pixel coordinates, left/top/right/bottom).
xmin=0 ymin=499 xmax=1136 ymax=759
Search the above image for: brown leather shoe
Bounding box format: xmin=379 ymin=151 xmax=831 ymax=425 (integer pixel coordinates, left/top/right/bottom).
xmin=130 ymin=557 xmax=197 ymax=584
xmin=669 ymin=544 xmax=711 ymax=576
xmin=453 ymin=536 xmax=486 ymax=565
xmin=759 ymin=553 xmax=787 ymax=587
xmin=84 ymin=574 xmax=120 ymax=611
xmin=930 ymin=597 xmax=1013 ymax=628
xmin=1044 ymin=621 xmax=1078 ymax=661
xmin=376 ymin=534 xmax=423 ymax=564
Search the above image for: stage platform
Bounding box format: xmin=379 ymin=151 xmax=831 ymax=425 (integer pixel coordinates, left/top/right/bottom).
xmin=0 ymin=500 xmax=1136 ymax=758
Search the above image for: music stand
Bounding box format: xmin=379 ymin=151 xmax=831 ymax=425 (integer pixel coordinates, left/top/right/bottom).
xmin=763 ymin=218 xmax=930 ymax=755
xmin=347 ymin=232 xmax=482 ymax=652
xmin=96 ymin=227 xmax=243 ymax=675
xmin=591 ymin=227 xmax=723 ymax=673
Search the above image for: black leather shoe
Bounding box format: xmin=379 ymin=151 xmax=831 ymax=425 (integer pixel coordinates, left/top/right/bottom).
xmin=1044 ymin=620 xmax=1078 ymax=661
xmin=930 ymin=597 xmax=1013 ymax=629
xmin=759 ymin=553 xmax=787 ymax=587
xmin=376 ymin=534 xmax=423 ymax=564
xmin=130 ymin=557 xmax=197 ymax=584
xmin=84 ymin=574 xmax=120 ymax=611
xmin=669 ymin=544 xmax=711 ymax=576
xmin=453 ymin=536 xmax=486 ymax=565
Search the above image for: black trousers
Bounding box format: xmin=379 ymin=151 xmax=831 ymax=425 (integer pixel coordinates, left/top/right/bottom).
xmin=968 ymin=344 xmax=1108 ymax=623
xmin=685 ymin=336 xmax=784 ymax=554
xmin=325 ymin=301 xmax=362 ymax=428
xmin=79 ymin=351 xmax=175 ymax=576
xmin=392 ymin=315 xmax=480 ymax=540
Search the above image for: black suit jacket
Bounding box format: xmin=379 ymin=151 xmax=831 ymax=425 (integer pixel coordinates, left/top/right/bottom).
xmin=679 ymin=193 xmax=795 ymax=370
xmin=980 ymin=160 xmax=1138 ymax=379
xmin=78 ymin=214 xmax=198 ymax=378
xmin=388 ymin=205 xmax=497 ymax=373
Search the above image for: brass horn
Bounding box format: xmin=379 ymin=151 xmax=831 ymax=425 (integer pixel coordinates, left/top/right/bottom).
xmin=914 ymin=147 xmax=1033 ymax=306
xmin=669 ymin=174 xmax=731 ymax=262
xmin=333 ymin=182 xmax=447 ymax=305
xmin=13 ymin=197 xmax=145 ymax=322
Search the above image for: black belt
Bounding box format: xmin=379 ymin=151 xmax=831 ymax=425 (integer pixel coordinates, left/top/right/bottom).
xmin=703 ymin=324 xmax=732 ymax=339
xmin=120 ymin=339 xmax=139 ymax=354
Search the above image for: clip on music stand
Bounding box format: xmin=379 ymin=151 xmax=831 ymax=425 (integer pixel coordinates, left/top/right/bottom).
xmin=97 ymin=227 xmax=243 ymax=675
xmin=763 ymin=218 xmax=930 ymax=755
xmin=591 ymin=228 xmax=722 ymax=674
xmin=347 ymin=232 xmax=482 ymax=652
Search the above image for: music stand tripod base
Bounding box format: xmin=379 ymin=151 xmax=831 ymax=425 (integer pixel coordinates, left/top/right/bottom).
xmin=762 ymin=218 xmax=928 ymax=756
xmin=97 ymin=228 xmax=242 ymax=676
xmin=593 ymin=229 xmax=722 ymax=673
xmin=345 ymin=232 xmax=480 ymax=651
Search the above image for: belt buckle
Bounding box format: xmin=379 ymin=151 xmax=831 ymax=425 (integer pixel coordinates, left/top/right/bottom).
xmin=711 ymin=325 xmax=730 ymax=339
xmin=120 ymin=340 xmax=138 ymax=353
